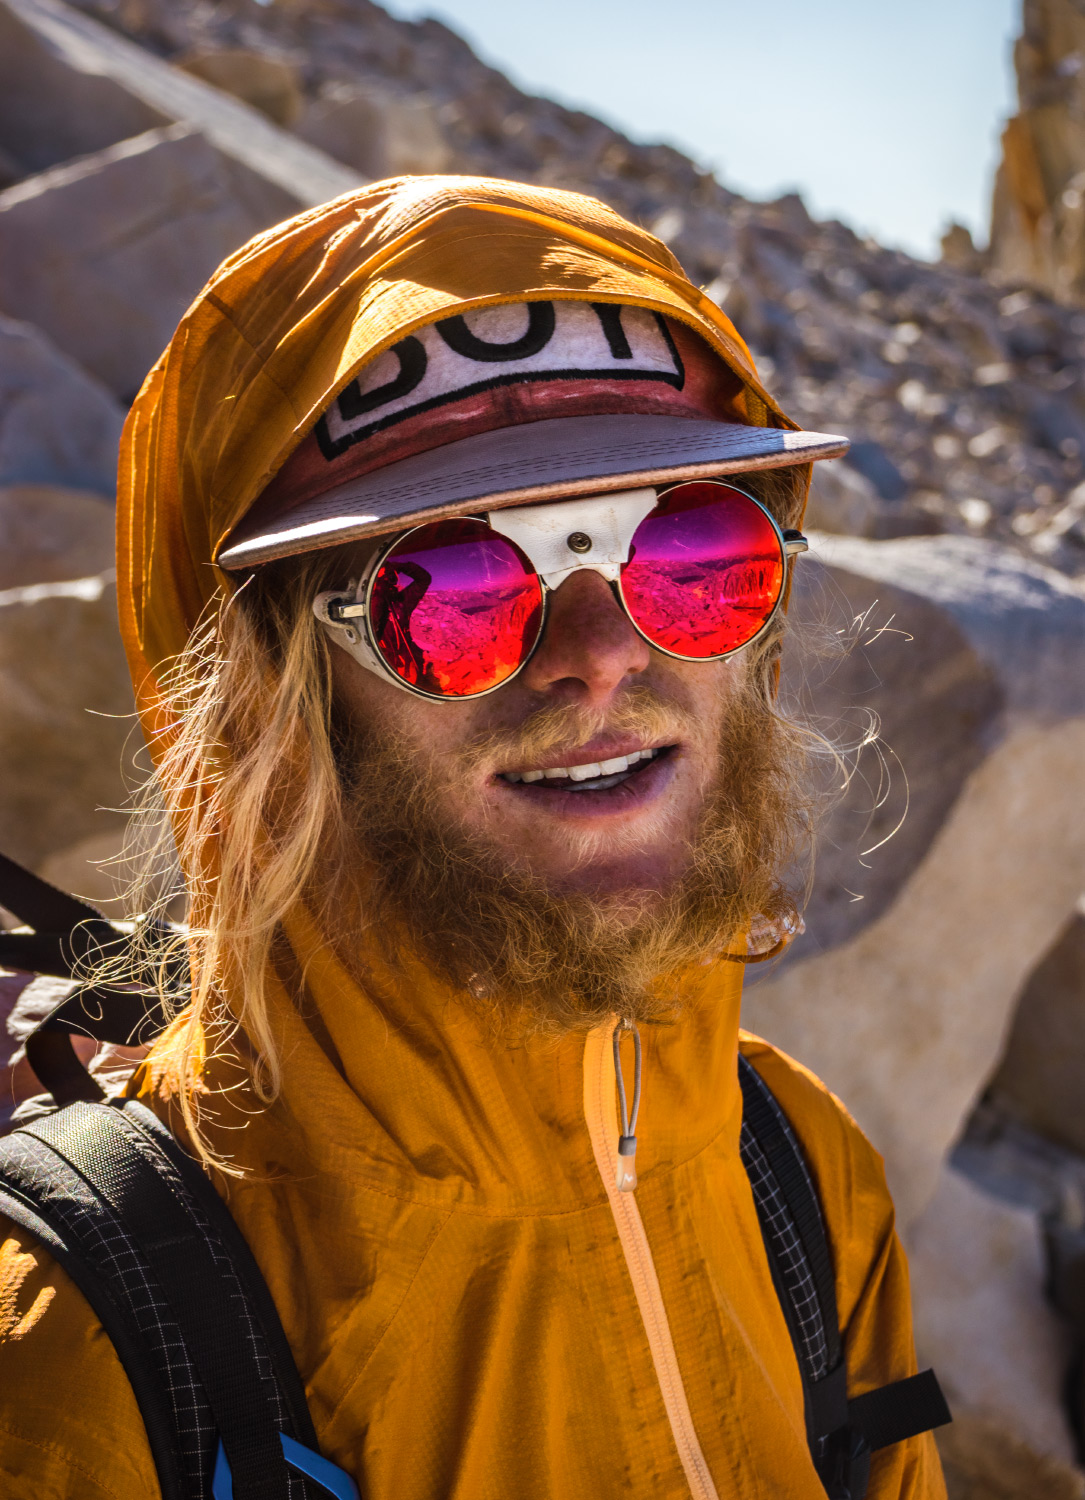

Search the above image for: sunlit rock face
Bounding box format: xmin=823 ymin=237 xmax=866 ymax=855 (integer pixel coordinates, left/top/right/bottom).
xmin=989 ymin=0 xmax=1085 ymax=305
xmin=748 ymin=532 xmax=1085 ymax=1229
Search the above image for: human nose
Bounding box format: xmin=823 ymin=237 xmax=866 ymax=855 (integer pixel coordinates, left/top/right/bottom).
xmin=519 ymin=569 xmax=651 ymax=704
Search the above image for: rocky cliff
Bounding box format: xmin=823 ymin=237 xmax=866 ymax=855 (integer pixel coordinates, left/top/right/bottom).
xmin=1 ymin=0 xmax=1084 ymax=571
xmin=990 ymin=0 xmax=1085 ymax=309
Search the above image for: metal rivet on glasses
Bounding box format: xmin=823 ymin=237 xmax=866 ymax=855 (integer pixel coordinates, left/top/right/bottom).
xmin=566 ymin=531 xmax=592 ymax=553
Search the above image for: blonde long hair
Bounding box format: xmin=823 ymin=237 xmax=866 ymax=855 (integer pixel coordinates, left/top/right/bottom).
xmin=117 ymin=552 xmax=341 ymax=1159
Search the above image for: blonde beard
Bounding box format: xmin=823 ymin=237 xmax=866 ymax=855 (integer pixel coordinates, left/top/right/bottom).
xmin=326 ymin=681 xmax=807 ymax=1037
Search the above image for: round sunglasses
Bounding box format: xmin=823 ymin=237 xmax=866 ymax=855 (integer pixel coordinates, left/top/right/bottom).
xmin=313 ymin=480 xmax=808 ymax=701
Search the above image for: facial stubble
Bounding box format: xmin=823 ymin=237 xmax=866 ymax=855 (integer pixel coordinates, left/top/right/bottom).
xmin=326 ymin=680 xmax=805 ymax=1036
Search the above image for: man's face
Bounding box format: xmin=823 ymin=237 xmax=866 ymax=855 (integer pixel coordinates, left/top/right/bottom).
xmin=317 ymin=521 xmax=804 ymax=1030
xmin=330 ymin=562 xmax=744 ymax=902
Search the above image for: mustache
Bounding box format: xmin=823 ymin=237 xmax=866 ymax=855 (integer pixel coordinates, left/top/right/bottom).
xmin=451 ymin=685 xmax=703 ymax=774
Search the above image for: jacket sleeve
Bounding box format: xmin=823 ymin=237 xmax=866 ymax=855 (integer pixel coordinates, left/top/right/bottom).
xmin=739 ymin=1033 xmax=948 ymax=1500
xmin=0 ymin=1215 xmax=160 ymax=1499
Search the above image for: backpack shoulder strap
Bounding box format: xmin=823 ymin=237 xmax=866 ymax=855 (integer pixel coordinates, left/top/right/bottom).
xmin=737 ymin=1052 xmax=951 ymax=1499
xmin=0 ymin=1099 xmax=353 ymax=1500
xmin=0 ymin=1132 xmax=189 ymax=1500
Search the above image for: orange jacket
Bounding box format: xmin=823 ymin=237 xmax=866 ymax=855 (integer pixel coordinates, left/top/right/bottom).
xmin=0 ymin=178 xmax=944 ymax=1499
xmin=0 ymin=954 xmax=943 ymax=1498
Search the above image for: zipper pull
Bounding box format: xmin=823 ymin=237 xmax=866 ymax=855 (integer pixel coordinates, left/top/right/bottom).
xmin=612 ymin=1018 xmax=642 ymax=1194
xmin=616 ymin=1132 xmax=638 ymax=1193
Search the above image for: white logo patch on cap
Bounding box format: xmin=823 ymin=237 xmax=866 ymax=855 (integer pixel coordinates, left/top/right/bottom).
xmin=316 ymin=301 xmax=684 ymax=460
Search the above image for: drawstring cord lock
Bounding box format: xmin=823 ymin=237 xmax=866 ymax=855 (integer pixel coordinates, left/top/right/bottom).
xmin=612 ymin=1018 xmax=642 ymax=1193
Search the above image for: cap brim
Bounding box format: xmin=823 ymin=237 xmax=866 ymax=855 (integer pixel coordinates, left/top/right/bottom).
xmin=217 ymin=413 xmax=848 ymax=569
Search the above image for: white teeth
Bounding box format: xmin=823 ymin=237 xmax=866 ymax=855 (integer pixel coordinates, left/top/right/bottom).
xmin=598 ymin=755 xmax=629 ymax=775
xmin=504 ymin=747 xmax=661 ymax=784
xmin=568 ymin=761 xmax=603 ymax=781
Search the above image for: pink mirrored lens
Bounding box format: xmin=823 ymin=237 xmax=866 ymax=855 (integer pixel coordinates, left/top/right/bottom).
xmin=369 ymin=519 xmax=543 ymax=696
xmin=620 ymin=483 xmax=784 ymax=658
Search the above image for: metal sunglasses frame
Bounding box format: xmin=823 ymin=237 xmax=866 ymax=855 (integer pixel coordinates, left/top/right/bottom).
xmin=312 ymin=479 xmax=809 ymax=702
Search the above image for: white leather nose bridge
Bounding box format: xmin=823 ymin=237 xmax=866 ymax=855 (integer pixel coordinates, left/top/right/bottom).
xmin=486 ymin=488 xmax=658 ymax=590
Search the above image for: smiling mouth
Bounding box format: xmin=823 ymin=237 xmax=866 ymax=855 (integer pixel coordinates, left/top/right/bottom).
xmin=499 ymin=746 xmax=672 ymax=793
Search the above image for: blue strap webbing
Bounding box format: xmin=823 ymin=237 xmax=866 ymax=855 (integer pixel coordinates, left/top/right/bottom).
xmin=213 ymin=1436 xmax=359 ymax=1500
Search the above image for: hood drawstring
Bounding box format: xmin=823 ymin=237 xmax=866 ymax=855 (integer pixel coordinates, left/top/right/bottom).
xmin=612 ymin=1018 xmax=642 ymax=1193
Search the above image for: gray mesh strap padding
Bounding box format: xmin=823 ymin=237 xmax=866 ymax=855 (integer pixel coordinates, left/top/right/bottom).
xmin=0 ymin=1106 xmax=322 ymax=1499
xmin=739 ymin=1117 xmax=831 ymax=1381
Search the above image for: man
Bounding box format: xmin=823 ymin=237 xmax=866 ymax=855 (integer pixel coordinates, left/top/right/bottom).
xmin=0 ymin=177 xmax=946 ymax=1498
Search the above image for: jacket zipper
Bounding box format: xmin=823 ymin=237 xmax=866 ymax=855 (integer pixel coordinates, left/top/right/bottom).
xmin=583 ymin=1019 xmax=720 ymax=1500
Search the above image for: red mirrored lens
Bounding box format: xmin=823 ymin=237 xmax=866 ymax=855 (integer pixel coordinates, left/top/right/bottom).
xmin=369 ymin=518 xmax=543 ymax=696
xmin=620 ymin=483 xmax=784 ymax=658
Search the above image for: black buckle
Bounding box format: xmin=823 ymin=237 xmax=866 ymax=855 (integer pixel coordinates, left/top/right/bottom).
xmin=815 ymin=1425 xmax=872 ymax=1500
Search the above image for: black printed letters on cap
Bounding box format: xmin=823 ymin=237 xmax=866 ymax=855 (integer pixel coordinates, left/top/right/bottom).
xmin=316 ymin=301 xmax=684 ymax=460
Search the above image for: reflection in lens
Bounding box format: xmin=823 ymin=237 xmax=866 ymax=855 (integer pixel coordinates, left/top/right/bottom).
xmin=369 ymin=519 xmax=543 ymax=696
xmin=620 ymin=483 xmax=784 ymax=658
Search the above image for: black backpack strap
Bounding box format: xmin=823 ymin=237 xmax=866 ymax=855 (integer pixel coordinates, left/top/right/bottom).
xmin=0 ymin=849 xmax=129 ymax=997
xmin=0 ymin=849 xmax=109 ymax=937
xmin=738 ymin=1053 xmax=950 ymax=1499
xmin=0 ymin=1099 xmax=352 ymax=1499
xmin=0 ymin=1148 xmax=189 ymax=1500
xmin=847 ymin=1370 xmax=951 ymax=1453
xmin=0 ymin=847 xmax=184 ymax=1105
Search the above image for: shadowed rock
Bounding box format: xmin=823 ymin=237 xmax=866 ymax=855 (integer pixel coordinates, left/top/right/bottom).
xmin=0 ymin=316 xmax=124 ymax=492
xmin=177 ymin=47 xmax=303 ymax=128
xmin=989 ymin=900 xmax=1085 ymax=1157
xmin=0 ymin=572 xmax=134 ymax=871
xmin=0 ymin=125 xmax=305 ymax=397
xmin=0 ymin=0 xmax=167 ymax=174
xmin=0 ymin=0 xmax=358 ymax=204
xmin=0 ymin=485 xmax=115 ymax=589
xmin=295 ymin=81 xmax=451 ymax=179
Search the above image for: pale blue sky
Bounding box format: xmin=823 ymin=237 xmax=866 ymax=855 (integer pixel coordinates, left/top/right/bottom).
xmin=384 ymin=0 xmax=1020 ymax=260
